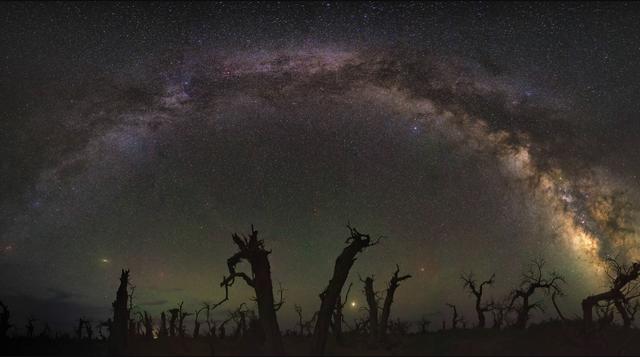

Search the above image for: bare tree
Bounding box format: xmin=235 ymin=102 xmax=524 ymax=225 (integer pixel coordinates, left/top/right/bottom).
xmin=294 ymin=304 xmax=318 ymax=337
xmin=219 ymin=225 xmax=284 ymax=355
xmin=418 ymin=316 xmax=430 ymax=334
xmin=311 ymin=225 xmax=380 ymax=355
xmin=85 ymin=320 xmax=94 ymax=340
xmin=193 ymin=307 xmax=205 ymax=338
xmin=142 ymin=312 xmax=153 ymax=339
xmin=509 ymin=259 xmax=564 ymax=329
xmin=445 ymin=304 xmax=463 ymax=330
xmin=158 ymin=312 xmax=168 ymax=339
xmin=582 ymin=257 xmax=640 ymax=330
xmin=168 ymin=308 xmax=179 ymax=337
xmin=98 ymin=319 xmax=112 ymax=341
xmin=177 ymin=302 xmax=192 ymax=338
xmin=76 ymin=318 xmax=88 ymax=340
xmin=489 ymin=298 xmax=509 ymax=330
xmin=26 ymin=316 xmax=37 ymax=338
xmin=109 ymin=269 xmax=131 ymax=356
xmin=294 ymin=304 xmax=305 ymax=336
xmin=379 ymin=265 xmax=412 ymax=341
xmin=461 ymin=272 xmax=495 ymax=328
xmin=360 ymin=275 xmax=380 ymax=344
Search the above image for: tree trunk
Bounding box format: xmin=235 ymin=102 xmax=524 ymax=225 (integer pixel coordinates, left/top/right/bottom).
xmin=363 ymin=277 xmax=378 ymax=344
xmin=221 ymin=226 xmax=284 ymax=355
xmin=109 ymin=269 xmax=130 ymax=356
xmin=476 ymin=301 xmax=486 ymax=329
xmin=582 ymin=290 xmax=620 ymax=331
xmin=379 ymin=265 xmax=411 ymax=342
xmin=311 ymin=226 xmax=378 ymax=355
xmin=332 ymin=296 xmax=344 ymax=345
xmin=252 ymin=252 xmax=284 ymax=355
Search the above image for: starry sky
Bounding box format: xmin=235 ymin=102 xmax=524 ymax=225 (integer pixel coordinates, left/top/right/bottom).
xmin=2 ymin=1 xmax=640 ymax=332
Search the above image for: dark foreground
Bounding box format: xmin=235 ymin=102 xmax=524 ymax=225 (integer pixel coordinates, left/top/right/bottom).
xmin=2 ymin=321 xmax=640 ymax=356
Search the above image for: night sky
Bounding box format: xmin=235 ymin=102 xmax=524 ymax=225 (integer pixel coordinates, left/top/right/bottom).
xmin=2 ymin=1 xmax=640 ymax=332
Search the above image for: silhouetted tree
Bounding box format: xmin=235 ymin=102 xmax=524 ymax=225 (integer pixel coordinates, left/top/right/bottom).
xmin=99 ymin=319 xmax=112 ymax=341
xmin=23 ymin=317 xmax=36 ymax=339
xmin=489 ymin=299 xmax=509 ymax=329
xmin=109 ymin=269 xmax=131 ymax=356
xmin=379 ymin=264 xmax=411 ymax=341
xmin=76 ymin=318 xmax=87 ymax=340
xmin=229 ymin=303 xmax=249 ymax=339
xmin=389 ymin=318 xmax=410 ymax=336
xmin=311 ymin=225 xmax=380 ymax=355
xmin=509 ymin=259 xmax=564 ymax=329
xmin=294 ymin=304 xmax=305 ymax=336
xmin=85 ymin=320 xmax=94 ymax=340
xmin=582 ymin=257 xmax=640 ymax=330
xmin=142 ymin=311 xmax=153 ymax=339
xmin=360 ymin=275 xmax=380 ymax=344
xmin=168 ymin=308 xmax=179 ymax=337
xmin=446 ymin=304 xmax=463 ymax=329
xmin=461 ymin=272 xmax=495 ymax=328
xmin=193 ymin=307 xmax=205 ymax=338
xmin=219 ymin=225 xmax=284 ymax=355
xmin=418 ymin=316 xmax=430 ymax=334
xmin=159 ymin=312 xmax=168 ymax=339
xmin=177 ymin=302 xmax=192 ymax=337
xmin=294 ymin=304 xmax=318 ymax=337
xmin=202 ymin=303 xmax=215 ymax=337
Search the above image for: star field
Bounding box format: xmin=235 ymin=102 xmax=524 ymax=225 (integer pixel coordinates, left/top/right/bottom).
xmin=1 ymin=1 xmax=640 ymax=332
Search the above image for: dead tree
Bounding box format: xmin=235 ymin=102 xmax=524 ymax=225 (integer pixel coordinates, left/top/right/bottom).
xmin=489 ymin=299 xmax=508 ymax=329
xmin=193 ymin=307 xmax=205 ymax=338
xmin=331 ymin=282 xmax=352 ymax=345
xmin=551 ymin=290 xmax=567 ymax=322
xmin=0 ymin=301 xmax=11 ymax=340
xmin=379 ymin=265 xmax=412 ymax=341
xmin=85 ymin=320 xmax=94 ymax=340
xmin=461 ymin=272 xmax=495 ymax=328
xmin=294 ymin=304 xmax=305 ymax=336
xmin=219 ymin=225 xmax=284 ymax=355
xmin=311 ymin=225 xmax=380 ymax=355
xmin=446 ymin=304 xmax=463 ymax=329
xmin=159 ymin=312 xmax=168 ymax=339
xmin=418 ymin=316 xmax=430 ymax=334
xmin=582 ymin=257 xmax=640 ymax=330
xmin=202 ymin=303 xmax=214 ymax=337
xmin=177 ymin=302 xmax=192 ymax=337
xmin=509 ymin=259 xmax=564 ymax=329
xmin=142 ymin=312 xmax=153 ymax=339
xmin=109 ymin=269 xmax=131 ymax=356
xmin=168 ymin=308 xmax=179 ymax=337
xmin=293 ymin=305 xmax=318 ymax=337
xmin=389 ymin=318 xmax=411 ymax=336
xmin=360 ymin=275 xmax=380 ymax=344
xmin=76 ymin=318 xmax=90 ymax=340
xmin=99 ymin=319 xmax=112 ymax=340
xmin=26 ymin=317 xmax=36 ymax=338
xmin=229 ymin=303 xmax=249 ymax=339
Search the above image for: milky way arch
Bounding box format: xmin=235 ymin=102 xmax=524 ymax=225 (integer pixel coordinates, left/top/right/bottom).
xmin=2 ymin=45 xmax=639 ymax=327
